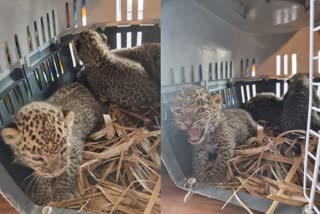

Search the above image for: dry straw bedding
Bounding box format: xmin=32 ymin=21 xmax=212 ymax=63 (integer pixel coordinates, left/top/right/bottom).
xmin=51 ymin=104 xmax=161 ymax=214
xmin=50 ymin=103 xmax=320 ymax=214
xmin=207 ymin=128 xmax=320 ymax=213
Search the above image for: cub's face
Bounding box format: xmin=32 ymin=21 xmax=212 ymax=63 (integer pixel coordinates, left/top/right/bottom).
xmin=74 ymin=30 xmax=109 ymax=65
xmin=1 ymin=102 xmax=75 ymax=178
xmin=287 ymin=73 xmax=309 ymax=90
xmin=170 ymin=85 xmax=222 ymax=144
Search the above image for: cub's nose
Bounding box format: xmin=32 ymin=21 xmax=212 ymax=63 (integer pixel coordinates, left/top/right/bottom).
xmin=184 ymin=118 xmax=193 ymax=128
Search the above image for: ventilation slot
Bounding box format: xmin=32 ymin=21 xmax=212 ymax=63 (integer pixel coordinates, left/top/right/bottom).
xmin=40 ymin=17 xmax=46 ymax=43
xmin=4 ymin=41 xmax=12 ymax=66
xmin=276 ymin=82 xmax=281 ymax=97
xmin=34 ymin=68 xmax=42 ymax=89
xmin=276 ymin=55 xmax=281 ymax=75
xmin=240 ymin=59 xmax=244 ymax=77
xmin=230 ymin=88 xmax=235 ymax=105
xmin=245 ymin=58 xmax=249 ymax=77
xmin=137 ymin=32 xmax=142 ymax=46
xmin=127 ymin=32 xmax=132 ymax=48
xmin=220 ymin=62 xmax=223 ymax=79
xmin=0 ymin=112 xmax=3 ymax=126
xmin=240 ymin=86 xmax=245 ymax=103
xmin=57 ymin=52 xmax=65 ymax=74
xmin=34 ymin=21 xmax=40 ymax=47
xmin=52 ymin=10 xmax=57 ymax=36
xmin=169 ymin=68 xmax=175 ymax=84
xmin=246 ymin=85 xmax=251 ymax=101
xmin=69 ymin=42 xmax=77 ymax=67
xmin=190 ymin=66 xmax=195 ymax=82
xmin=14 ymin=34 xmax=22 ymax=59
xmin=284 ymin=54 xmax=288 ymax=75
xmin=52 ymin=55 xmax=60 ymax=78
xmin=73 ymin=0 xmax=78 ymax=28
xmin=208 ymin=63 xmax=213 ymax=81
xmin=180 ymin=67 xmax=186 ymax=83
xmin=47 ymin=13 xmax=52 ymax=39
xmin=284 ymin=82 xmax=288 ymax=95
xmin=66 ymin=2 xmax=71 ymax=29
xmin=138 ymin=0 xmax=144 ymax=20
xmin=40 ymin=63 xmax=49 ymax=85
xmin=251 ymin=58 xmax=256 ymax=77
xmin=199 ymin=64 xmax=202 ymax=81
xmin=23 ymin=79 xmax=33 ymax=99
xmin=116 ymin=33 xmax=121 ymax=49
xmin=292 ymin=53 xmax=297 ymax=74
xmin=127 ymin=0 xmax=133 ymax=20
xmin=46 ymin=59 xmax=55 ymax=82
xmin=230 ymin=61 xmax=233 ymax=78
xmin=225 ymin=62 xmax=228 ymax=79
xmin=81 ymin=0 xmax=87 ymax=26
xmin=27 ymin=26 xmax=33 ymax=52
xmin=215 ymin=63 xmax=218 ymax=80
xmin=14 ymin=87 xmax=24 ymax=105
xmin=221 ymin=90 xmax=226 ymax=106
xmin=225 ymin=89 xmax=230 ymax=106
xmin=252 ymin=84 xmax=256 ymax=97
xmin=3 ymin=95 xmax=14 ymax=115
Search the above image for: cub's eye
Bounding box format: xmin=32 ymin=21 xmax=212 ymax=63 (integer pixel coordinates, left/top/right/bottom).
xmin=32 ymin=157 xmax=44 ymax=162
xmin=197 ymin=108 xmax=205 ymax=113
xmin=174 ymin=109 xmax=182 ymax=114
xmin=61 ymin=148 xmax=67 ymax=155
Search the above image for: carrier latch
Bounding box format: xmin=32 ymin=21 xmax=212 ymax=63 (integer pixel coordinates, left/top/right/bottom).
xmin=183 ymin=177 xmax=196 ymax=203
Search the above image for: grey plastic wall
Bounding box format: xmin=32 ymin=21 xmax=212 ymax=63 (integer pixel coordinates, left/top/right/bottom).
xmin=0 ymin=0 xmax=160 ymax=213
xmin=161 ymin=0 xmax=309 ymax=213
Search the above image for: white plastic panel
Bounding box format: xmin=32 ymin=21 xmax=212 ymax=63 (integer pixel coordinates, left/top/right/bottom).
xmin=305 ymin=1 xmax=320 ymax=213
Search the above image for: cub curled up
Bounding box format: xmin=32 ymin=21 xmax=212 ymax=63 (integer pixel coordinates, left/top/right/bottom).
xmin=1 ymin=82 xmax=102 ymax=205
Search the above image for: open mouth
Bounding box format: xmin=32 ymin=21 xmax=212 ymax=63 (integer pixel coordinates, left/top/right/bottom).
xmin=186 ymin=127 xmax=205 ymax=144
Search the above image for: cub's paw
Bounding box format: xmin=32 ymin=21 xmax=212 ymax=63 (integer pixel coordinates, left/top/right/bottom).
xmin=53 ymin=189 xmax=76 ymax=202
xmin=32 ymin=193 xmax=52 ymax=206
xmin=42 ymin=206 xmax=53 ymax=214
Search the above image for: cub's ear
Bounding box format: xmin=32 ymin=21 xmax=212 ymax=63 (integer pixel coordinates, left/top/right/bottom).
xmin=64 ymin=111 xmax=75 ymax=128
xmin=99 ymin=33 xmax=108 ymax=43
xmin=1 ymin=128 xmax=21 ymax=145
xmin=211 ymin=94 xmax=222 ymax=111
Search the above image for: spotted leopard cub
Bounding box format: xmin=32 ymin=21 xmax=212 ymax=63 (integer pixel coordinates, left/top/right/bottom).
xmin=74 ymin=30 xmax=159 ymax=107
xmin=243 ymin=92 xmax=283 ymax=129
xmin=112 ymin=43 xmax=160 ymax=82
xmin=171 ymin=85 xmax=258 ymax=183
xmin=1 ymin=82 xmax=103 ymax=205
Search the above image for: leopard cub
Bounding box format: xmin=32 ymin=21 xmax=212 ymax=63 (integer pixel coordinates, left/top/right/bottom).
xmin=1 ymin=82 xmax=102 ymax=205
xmin=171 ymin=85 xmax=258 ymax=183
xmin=74 ymin=30 xmax=159 ymax=107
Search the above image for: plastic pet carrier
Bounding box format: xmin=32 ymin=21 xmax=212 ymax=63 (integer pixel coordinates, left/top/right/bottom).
xmin=0 ymin=0 xmax=160 ymax=213
xmin=161 ymin=0 xmax=320 ymax=213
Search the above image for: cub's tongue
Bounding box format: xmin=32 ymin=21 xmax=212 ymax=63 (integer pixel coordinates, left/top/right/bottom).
xmin=187 ymin=127 xmax=201 ymax=142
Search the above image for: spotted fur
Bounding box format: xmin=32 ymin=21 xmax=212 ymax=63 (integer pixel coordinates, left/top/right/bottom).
xmin=74 ymin=30 xmax=160 ymax=107
xmin=281 ymin=73 xmax=320 ymax=132
xmin=112 ymin=43 xmax=160 ymax=82
xmin=1 ymin=82 xmax=103 ymax=205
xmin=243 ymin=92 xmax=283 ymax=129
xmin=171 ymin=85 xmax=257 ymax=183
